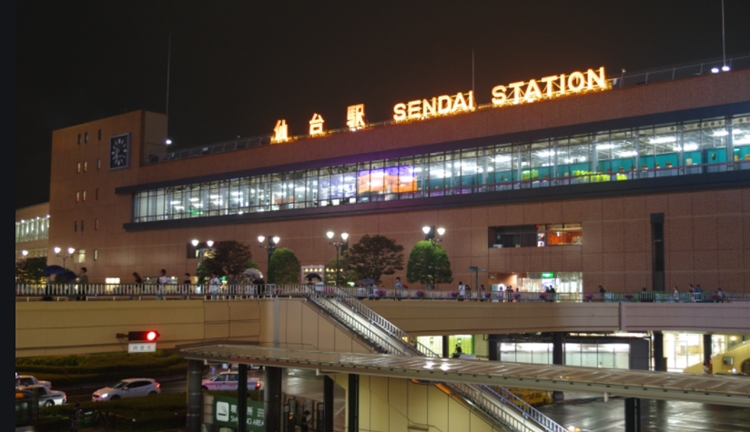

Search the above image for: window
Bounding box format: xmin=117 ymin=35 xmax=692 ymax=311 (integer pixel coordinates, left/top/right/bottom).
xmin=75 ymin=191 xmax=80 ymax=202
xmin=488 ymin=224 xmax=582 ymax=248
xmin=84 ymin=161 xmax=88 ymax=172
xmin=97 ymin=158 xmax=101 ymax=170
xmin=98 ymin=129 xmax=102 ymax=141
xmin=94 ymin=249 xmax=98 ymax=260
xmin=81 ymin=220 xmax=85 ymax=231
xmin=77 ymin=249 xmax=86 ymax=263
xmin=95 ymin=219 xmax=99 ymax=230
xmin=77 ymin=162 xmax=81 ymax=173
xmin=95 ymin=188 xmax=99 ymax=200
xmin=77 ymin=134 xmax=81 ymax=144
xmin=85 ymin=132 xmax=88 ymax=143
xmin=74 ymin=221 xmax=78 ymax=232
xmin=82 ymin=191 xmax=87 ymax=201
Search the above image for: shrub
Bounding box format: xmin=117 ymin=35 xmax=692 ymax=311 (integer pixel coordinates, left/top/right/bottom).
xmin=449 ymin=290 xmax=459 ymax=298
xmin=415 ymin=290 xmax=425 ymax=298
xmin=375 ymin=289 xmax=386 ymax=297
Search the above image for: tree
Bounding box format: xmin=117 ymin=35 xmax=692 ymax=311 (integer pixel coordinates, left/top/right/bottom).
xmin=345 ymin=235 xmax=404 ymax=284
xmin=267 ymin=248 xmax=301 ymax=285
xmin=406 ymin=241 xmax=453 ymax=289
xmin=201 ymin=241 xmax=253 ymax=278
xmin=324 ymin=256 xmax=356 ymax=286
xmin=16 ymin=257 xmax=47 ymax=283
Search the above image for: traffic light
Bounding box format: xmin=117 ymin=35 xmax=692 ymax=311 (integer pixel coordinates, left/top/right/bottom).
xmin=127 ymin=330 xmax=160 ymax=342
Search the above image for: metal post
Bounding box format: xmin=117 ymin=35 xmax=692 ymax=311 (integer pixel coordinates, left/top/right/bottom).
xmin=237 ymin=364 xmax=247 ymax=432
xmin=624 ymin=397 xmax=641 ymax=432
xmin=347 ymin=374 xmax=359 ymax=432
xmin=324 ymin=376 xmax=334 ymax=432
xmin=552 ymin=333 xmax=564 ymax=402
xmin=335 ymin=244 xmax=340 ymax=287
xmin=703 ymin=334 xmax=713 ymax=371
xmin=653 ymin=331 xmax=664 ymax=371
xmin=186 ymin=360 xmax=203 ymax=432
xmin=264 ymin=366 xmax=282 ymax=432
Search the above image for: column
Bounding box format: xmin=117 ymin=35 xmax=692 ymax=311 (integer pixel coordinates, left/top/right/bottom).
xmin=264 ymin=366 xmax=282 ymax=432
xmin=237 ymin=364 xmax=247 ymax=432
xmin=324 ymin=376 xmax=334 ymax=432
xmin=552 ymin=333 xmax=564 ymax=402
xmin=650 ymin=213 xmax=665 ymax=292
xmin=186 ymin=359 xmax=203 ymax=432
xmin=348 ymin=374 xmax=359 ymax=432
xmin=442 ymin=335 xmax=450 ymax=358
xmin=624 ymin=397 xmax=641 ymax=432
xmin=703 ymin=334 xmax=712 ymax=372
xmin=653 ymin=331 xmax=665 ymax=371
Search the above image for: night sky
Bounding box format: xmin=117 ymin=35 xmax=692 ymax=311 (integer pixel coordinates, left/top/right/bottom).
xmin=15 ymin=1 xmax=750 ymax=209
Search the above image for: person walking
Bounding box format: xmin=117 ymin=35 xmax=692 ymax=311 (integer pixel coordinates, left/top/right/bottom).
xmin=300 ymin=410 xmax=311 ymax=432
xmin=394 ymin=277 xmax=403 ymax=301
xmin=458 ymin=281 xmax=465 ymax=300
xmin=69 ymin=402 xmax=83 ymax=432
xmin=183 ymin=273 xmax=192 ymax=297
xmin=157 ymin=269 xmax=168 ymax=300
xmin=673 ymin=286 xmax=680 ymax=302
xmin=76 ymin=267 xmax=89 ymax=300
xmin=209 ymin=273 xmax=221 ymax=300
xmin=716 ymin=287 xmax=725 ymax=303
xmin=132 ymin=272 xmax=143 ymax=299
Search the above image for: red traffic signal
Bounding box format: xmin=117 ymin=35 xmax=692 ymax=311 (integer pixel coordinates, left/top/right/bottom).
xmin=128 ymin=330 xmax=160 ymax=342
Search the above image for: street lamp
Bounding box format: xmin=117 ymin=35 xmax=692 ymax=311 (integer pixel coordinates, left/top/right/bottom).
xmin=54 ymin=246 xmax=76 ymax=268
xmin=258 ymin=235 xmax=280 ymax=261
xmin=326 ymin=231 xmax=349 ymax=287
xmin=191 ymin=239 xmax=214 ymax=259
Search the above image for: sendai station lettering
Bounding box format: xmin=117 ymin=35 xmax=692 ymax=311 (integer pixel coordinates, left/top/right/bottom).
xmin=491 ymin=67 xmax=609 ymax=107
xmin=393 ymin=91 xmax=475 ymax=121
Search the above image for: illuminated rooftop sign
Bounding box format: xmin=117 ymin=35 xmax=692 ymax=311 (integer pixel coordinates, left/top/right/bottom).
xmin=393 ymin=91 xmax=475 ymax=122
xmin=492 ymin=67 xmax=609 ymax=106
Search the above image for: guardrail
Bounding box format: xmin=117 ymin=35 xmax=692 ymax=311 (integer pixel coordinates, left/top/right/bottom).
xmin=14 ymin=283 xmax=745 ymax=304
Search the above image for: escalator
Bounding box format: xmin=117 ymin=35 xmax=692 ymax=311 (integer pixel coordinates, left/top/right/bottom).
xmin=304 ymin=287 xmax=567 ymax=432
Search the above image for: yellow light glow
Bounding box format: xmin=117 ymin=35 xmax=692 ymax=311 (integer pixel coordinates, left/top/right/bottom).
xmin=393 ymin=91 xmax=475 ymax=122
xmin=491 ymin=67 xmax=609 ymax=108
xmin=346 ymin=104 xmax=366 ymax=129
xmin=309 ymin=113 xmax=325 ymax=136
xmin=272 ymin=119 xmax=288 ymax=143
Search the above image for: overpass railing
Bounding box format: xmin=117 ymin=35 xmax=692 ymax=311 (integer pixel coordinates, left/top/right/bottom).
xmin=14 ymin=283 xmax=747 ymax=304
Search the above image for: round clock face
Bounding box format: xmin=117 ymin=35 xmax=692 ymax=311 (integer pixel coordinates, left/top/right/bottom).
xmin=109 ymin=134 xmax=130 ymax=169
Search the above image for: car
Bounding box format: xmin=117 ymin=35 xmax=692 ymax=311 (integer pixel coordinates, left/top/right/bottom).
xmin=201 ymin=371 xmax=262 ymax=391
xmin=15 ymin=374 xmax=51 ymax=389
xmin=92 ymin=378 xmax=160 ymax=401
xmin=21 ymin=384 xmax=67 ymax=407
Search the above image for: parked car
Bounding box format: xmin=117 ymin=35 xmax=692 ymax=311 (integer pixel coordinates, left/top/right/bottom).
xmin=15 ymin=373 xmax=51 ymax=389
xmin=201 ymin=371 xmax=262 ymax=391
xmin=21 ymin=384 xmax=66 ymax=407
xmin=92 ymin=378 xmax=160 ymax=401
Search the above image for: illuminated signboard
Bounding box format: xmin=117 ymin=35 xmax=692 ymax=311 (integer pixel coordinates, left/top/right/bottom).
xmin=358 ymin=166 xmax=416 ymax=194
xmin=393 ymin=91 xmax=475 ymax=121
xmin=492 ymin=67 xmax=609 ymax=106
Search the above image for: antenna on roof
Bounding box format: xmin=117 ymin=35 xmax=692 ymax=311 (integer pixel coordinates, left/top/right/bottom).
xmin=166 ymin=32 xmax=172 ymax=117
xmin=472 ymin=49 xmax=475 ymax=94
xmin=721 ymin=0 xmax=728 ymax=70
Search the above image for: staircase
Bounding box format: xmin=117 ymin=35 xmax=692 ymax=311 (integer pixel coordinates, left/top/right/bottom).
xmin=304 ymin=287 xmax=567 ymax=432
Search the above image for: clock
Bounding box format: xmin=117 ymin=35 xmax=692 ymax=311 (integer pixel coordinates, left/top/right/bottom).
xmin=109 ymin=133 xmax=131 ymax=169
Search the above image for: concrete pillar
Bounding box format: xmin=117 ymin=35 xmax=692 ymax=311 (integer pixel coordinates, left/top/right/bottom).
xmin=347 ymin=374 xmax=359 ymax=432
xmin=264 ymin=366 xmax=282 ymax=432
xmin=653 ymin=331 xmax=664 ymax=371
xmin=186 ymin=360 xmax=203 ymax=432
xmin=324 ymin=376 xmax=334 ymax=432
xmin=703 ymin=334 xmax=712 ymax=370
xmin=552 ymin=332 xmax=564 ymax=402
xmin=237 ymin=364 xmax=247 ymax=432
xmin=650 ymin=213 xmax=665 ymax=292
xmin=442 ymin=335 xmax=450 ymax=358
xmin=624 ymin=397 xmax=641 ymax=432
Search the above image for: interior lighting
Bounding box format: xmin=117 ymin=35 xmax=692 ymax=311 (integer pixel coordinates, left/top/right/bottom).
xmin=189 ymin=197 xmax=200 ymax=202
xmin=209 ymin=195 xmax=219 ymax=199
xmin=650 ymin=136 xmax=677 ymax=144
xmin=734 ymin=135 xmax=750 ymax=144
xmin=713 ymin=130 xmax=729 ymax=137
xmin=596 ymin=144 xmax=615 ymax=150
xmin=170 ymin=201 xmax=181 ymax=205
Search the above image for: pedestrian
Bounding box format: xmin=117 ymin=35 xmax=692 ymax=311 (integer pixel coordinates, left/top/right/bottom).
xmin=70 ymin=402 xmax=83 ymax=432
xmin=452 ymin=345 xmax=463 ymax=358
xmin=132 ymin=272 xmax=143 ymax=299
xmin=694 ymin=284 xmax=704 ymax=301
xmin=458 ymin=281 xmax=465 ymax=299
xmin=479 ymin=284 xmax=486 ymax=301
xmin=76 ymin=267 xmax=88 ymax=300
xmin=157 ymin=269 xmax=168 ymax=300
xmin=300 ymin=410 xmax=311 ymax=432
xmin=464 ymin=284 xmax=471 ymax=301
xmin=394 ymin=277 xmax=403 ymax=301
xmin=498 ymin=285 xmax=504 ymax=302
xmin=716 ymin=287 xmax=725 ymax=303
xmin=673 ymin=286 xmax=680 ymax=302
xmin=209 ymin=273 xmax=221 ymax=300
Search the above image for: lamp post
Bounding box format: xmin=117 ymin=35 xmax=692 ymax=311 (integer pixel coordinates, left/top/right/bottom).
xmin=421 ymin=226 xmax=445 ymax=289
xmin=54 ymin=246 xmax=76 ymax=269
xmin=258 ymin=235 xmax=280 ymax=262
xmin=191 ymin=239 xmax=214 ymax=259
xmin=326 ymin=231 xmax=349 ymax=287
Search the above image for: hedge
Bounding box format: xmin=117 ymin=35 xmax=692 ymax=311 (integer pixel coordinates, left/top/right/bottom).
xmin=35 ymin=392 xmax=186 ymax=432
xmin=16 ymin=350 xmax=188 ymax=386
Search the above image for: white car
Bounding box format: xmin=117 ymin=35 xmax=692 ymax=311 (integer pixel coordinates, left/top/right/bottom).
xmin=15 ymin=374 xmax=51 ymax=389
xmin=92 ymin=378 xmax=160 ymax=401
xmin=21 ymin=384 xmax=67 ymax=407
xmin=201 ymin=371 xmax=262 ymax=391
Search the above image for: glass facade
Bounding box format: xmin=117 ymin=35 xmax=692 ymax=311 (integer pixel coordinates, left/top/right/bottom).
xmin=499 ymin=341 xmax=631 ymax=369
xmin=132 ymin=114 xmax=750 ymax=223
xmin=15 ymin=216 xmax=50 ymax=243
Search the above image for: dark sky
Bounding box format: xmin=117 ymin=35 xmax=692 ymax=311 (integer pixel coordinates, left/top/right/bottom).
xmin=15 ymin=1 xmax=750 ymax=209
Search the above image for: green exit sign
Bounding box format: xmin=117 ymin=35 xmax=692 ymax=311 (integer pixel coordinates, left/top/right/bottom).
xmin=541 ymin=272 xmax=555 ymax=278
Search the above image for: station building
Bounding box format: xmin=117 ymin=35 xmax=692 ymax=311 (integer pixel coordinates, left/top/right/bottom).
xmin=43 ymin=63 xmax=750 ymax=295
